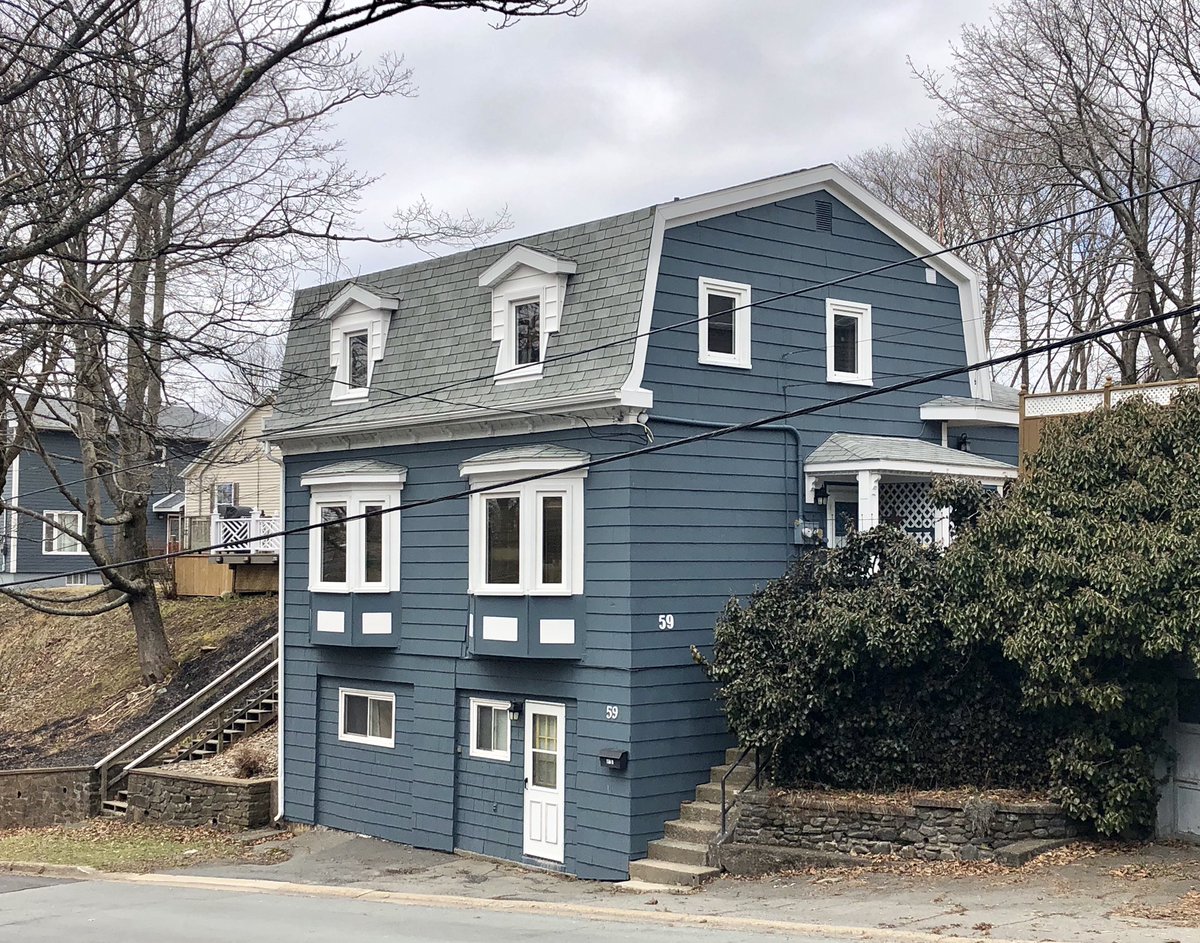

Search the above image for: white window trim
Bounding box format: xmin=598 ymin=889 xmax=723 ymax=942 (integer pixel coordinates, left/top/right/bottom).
xmin=826 ymin=298 xmax=873 ymax=386
xmin=330 ymin=312 xmax=381 ymax=401
xmin=465 ymin=473 xmax=585 ymax=597
xmin=468 ymin=697 xmax=512 ymax=761
xmin=212 ymin=482 xmax=237 ymax=510
xmin=698 ymin=276 xmax=752 ymax=369
xmin=337 ymin=688 xmax=395 ymax=748
xmin=42 ymin=510 xmax=85 ymax=555
xmin=481 ymin=248 xmax=574 ymax=386
xmin=306 ymin=484 xmax=402 ymax=594
xmin=496 ymin=290 xmax=548 ymax=383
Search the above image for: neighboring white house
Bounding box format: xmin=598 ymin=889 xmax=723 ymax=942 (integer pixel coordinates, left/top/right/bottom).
xmin=180 ymin=397 xmax=282 ymax=557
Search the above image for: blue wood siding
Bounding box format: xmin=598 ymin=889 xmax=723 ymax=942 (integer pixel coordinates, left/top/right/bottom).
xmin=948 ymin=423 xmax=1018 ymax=466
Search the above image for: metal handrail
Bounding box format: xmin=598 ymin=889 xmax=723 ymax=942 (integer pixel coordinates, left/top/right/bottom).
xmin=95 ymin=634 xmax=278 ymax=797
xmin=719 ymin=744 xmax=765 ymax=839
xmin=112 ymin=660 xmax=278 ymax=790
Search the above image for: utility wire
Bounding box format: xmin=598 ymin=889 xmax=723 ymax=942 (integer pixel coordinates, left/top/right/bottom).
xmin=5 ymin=301 xmax=1196 ymax=590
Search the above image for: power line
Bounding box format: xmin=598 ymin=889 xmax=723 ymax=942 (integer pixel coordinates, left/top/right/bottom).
xmin=5 ymin=301 xmax=1196 ymax=590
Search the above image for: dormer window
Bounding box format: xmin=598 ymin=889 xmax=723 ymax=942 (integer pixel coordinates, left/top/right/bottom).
xmin=319 ymin=284 xmax=400 ymax=402
xmin=478 ymin=245 xmax=577 ymax=383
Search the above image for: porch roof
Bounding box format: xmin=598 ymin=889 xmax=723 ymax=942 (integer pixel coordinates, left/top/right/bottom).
xmin=151 ymin=491 xmax=184 ymax=513
xmin=804 ymin=433 xmax=1016 ymax=501
xmin=301 ymin=459 xmax=408 ymax=487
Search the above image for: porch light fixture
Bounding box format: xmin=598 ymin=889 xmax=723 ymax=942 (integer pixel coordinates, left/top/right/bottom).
xmin=508 ymin=701 xmax=523 ymax=723
xmin=813 ymin=484 xmax=828 ymax=505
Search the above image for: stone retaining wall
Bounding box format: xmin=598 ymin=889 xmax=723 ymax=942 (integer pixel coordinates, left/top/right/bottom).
xmin=0 ymin=767 xmax=100 ymax=828
xmin=733 ymin=789 xmax=1075 ymax=862
xmin=126 ymin=768 xmax=274 ymax=829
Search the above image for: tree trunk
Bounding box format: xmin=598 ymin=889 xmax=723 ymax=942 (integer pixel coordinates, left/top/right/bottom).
xmin=127 ymin=580 xmax=175 ymax=684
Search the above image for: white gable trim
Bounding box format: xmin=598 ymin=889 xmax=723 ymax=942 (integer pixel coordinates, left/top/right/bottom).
xmin=179 ymin=397 xmax=274 ymax=481
xmin=478 ymin=245 xmax=577 ymax=288
xmin=318 ymin=283 xmax=400 ymax=320
xmin=624 ymin=164 xmax=991 ymax=402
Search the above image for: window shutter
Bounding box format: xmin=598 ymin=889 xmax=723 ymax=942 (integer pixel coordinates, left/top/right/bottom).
xmin=329 ymin=325 xmax=342 ymax=370
xmin=491 ymin=295 xmax=506 ymax=342
xmin=544 ymin=281 xmax=562 ymax=333
xmin=42 ymin=519 xmax=53 ymax=554
xmin=368 ymin=319 xmax=383 ymax=361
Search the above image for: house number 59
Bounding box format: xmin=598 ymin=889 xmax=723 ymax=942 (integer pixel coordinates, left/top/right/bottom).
xmin=658 ymin=614 xmax=675 ymax=630
xmin=605 ymin=705 xmax=620 ymax=720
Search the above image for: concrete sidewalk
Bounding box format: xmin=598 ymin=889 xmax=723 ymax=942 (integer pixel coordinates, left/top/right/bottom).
xmin=162 ymin=829 xmax=1200 ymax=942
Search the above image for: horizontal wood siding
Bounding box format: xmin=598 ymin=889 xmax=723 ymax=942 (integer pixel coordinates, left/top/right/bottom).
xmin=626 ymin=191 xmax=985 ymax=850
xmin=314 ymin=675 xmax=414 ymax=843
xmin=184 ymin=405 xmax=281 ymax=518
xmin=947 ymin=423 xmax=1018 ymax=466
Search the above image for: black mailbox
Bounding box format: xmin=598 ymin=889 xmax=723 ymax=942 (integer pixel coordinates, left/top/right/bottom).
xmin=599 ymin=748 xmax=628 ymax=771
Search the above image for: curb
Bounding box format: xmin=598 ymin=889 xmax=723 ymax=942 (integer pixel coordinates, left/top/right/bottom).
xmin=1 ymin=860 xmax=98 ymax=879
xmin=2 ymin=862 xmax=1076 ymax=943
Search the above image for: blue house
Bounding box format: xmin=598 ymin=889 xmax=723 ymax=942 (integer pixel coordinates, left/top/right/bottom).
xmin=265 ymin=166 xmax=1019 ymax=881
xmin=1 ymin=402 xmax=220 ymax=586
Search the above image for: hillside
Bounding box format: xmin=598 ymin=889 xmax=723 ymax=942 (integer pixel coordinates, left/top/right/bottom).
xmin=0 ymin=594 xmax=276 ymax=768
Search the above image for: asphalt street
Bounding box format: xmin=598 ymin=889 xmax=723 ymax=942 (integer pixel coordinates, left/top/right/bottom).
xmin=0 ymin=874 xmax=844 ymax=942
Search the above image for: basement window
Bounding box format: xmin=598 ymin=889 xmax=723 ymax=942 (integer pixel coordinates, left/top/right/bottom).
xmin=339 ymin=688 xmax=395 ymax=748
xmin=469 ymin=698 xmax=511 ymax=761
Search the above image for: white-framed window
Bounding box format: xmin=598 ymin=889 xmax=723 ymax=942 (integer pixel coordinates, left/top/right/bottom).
xmin=468 ymin=697 xmax=511 ymax=761
xmin=307 ymin=491 xmax=399 ymax=593
xmin=64 ymin=572 xmax=88 ymax=586
xmin=826 ymin=298 xmax=873 ymax=385
xmin=212 ymin=482 xmax=237 ymax=510
xmin=698 ymin=277 xmax=752 ymax=369
xmin=338 ymin=688 xmax=395 ymax=748
xmin=460 ymin=450 xmax=587 ymax=597
xmin=320 ymin=284 xmax=398 ymax=403
xmin=42 ymin=510 xmax=85 ymax=555
xmin=302 ymin=464 xmax=406 ymax=594
xmin=346 ymin=330 xmax=370 ymax=390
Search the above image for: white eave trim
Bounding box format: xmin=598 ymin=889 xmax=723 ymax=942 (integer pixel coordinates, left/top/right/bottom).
xmin=919 ymin=403 xmax=1020 ymax=427
xmin=458 ymin=455 xmax=590 ymax=480
xmin=478 ymin=245 xmax=577 ymax=288
xmin=268 ymin=388 xmax=651 ymax=445
xmin=804 ymin=457 xmax=1016 ymax=502
xmin=301 ymin=469 xmax=408 ymax=488
xmin=319 ymin=283 xmax=400 ymax=320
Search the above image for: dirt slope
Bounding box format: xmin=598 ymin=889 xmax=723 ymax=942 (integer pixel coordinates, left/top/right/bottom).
xmin=0 ymin=594 xmax=276 ymax=768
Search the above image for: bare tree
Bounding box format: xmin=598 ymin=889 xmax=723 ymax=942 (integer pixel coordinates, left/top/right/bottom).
xmin=0 ymin=0 xmax=578 ymax=682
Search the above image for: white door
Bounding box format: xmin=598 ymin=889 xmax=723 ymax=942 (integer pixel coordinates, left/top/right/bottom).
xmin=1175 ymin=723 xmax=1200 ymax=838
xmin=523 ymin=701 xmax=565 ymax=863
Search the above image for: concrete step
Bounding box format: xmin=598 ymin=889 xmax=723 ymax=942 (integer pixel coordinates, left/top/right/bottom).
xmin=725 ymin=747 xmax=751 ymax=765
xmin=709 ymin=764 xmax=756 ymax=788
xmin=628 ymin=858 xmax=719 ymax=887
xmin=663 ymin=818 xmax=719 ymax=844
xmin=646 ymin=838 xmax=710 ymax=867
xmin=679 ymin=800 xmax=722 ymax=824
xmin=101 ymin=799 xmax=127 ymax=815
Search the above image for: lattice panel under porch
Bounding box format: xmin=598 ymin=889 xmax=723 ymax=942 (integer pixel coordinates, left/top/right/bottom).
xmin=879 ymin=481 xmax=938 ymax=545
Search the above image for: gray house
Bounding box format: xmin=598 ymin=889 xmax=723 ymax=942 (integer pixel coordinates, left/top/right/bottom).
xmin=1 ymin=401 xmax=220 ymax=586
xmin=266 ymin=165 xmax=1019 ymax=880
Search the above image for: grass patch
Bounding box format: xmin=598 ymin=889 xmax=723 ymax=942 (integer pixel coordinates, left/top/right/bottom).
xmin=0 ymin=820 xmax=287 ymax=872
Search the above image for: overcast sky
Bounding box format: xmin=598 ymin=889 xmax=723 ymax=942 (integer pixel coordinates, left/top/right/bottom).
xmin=315 ymin=0 xmax=997 ymax=281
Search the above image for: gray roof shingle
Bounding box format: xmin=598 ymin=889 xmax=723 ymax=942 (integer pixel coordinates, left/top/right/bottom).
xmin=921 ymin=385 xmax=1020 ymax=411
xmin=267 ymin=207 xmax=657 ymax=439
xmin=302 ymin=459 xmax=408 ymax=480
xmin=807 ymin=433 xmax=1016 ymax=470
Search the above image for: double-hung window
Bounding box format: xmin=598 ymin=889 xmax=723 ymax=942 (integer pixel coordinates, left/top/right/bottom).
xmin=303 ymin=463 xmax=406 ymax=593
xmin=212 ymin=482 xmax=237 ymax=510
xmin=698 ymin=277 xmax=752 ymax=369
xmin=826 ymin=298 xmax=873 ymax=385
xmin=469 ymin=697 xmax=511 ymax=761
xmin=339 ymin=688 xmax=395 ymax=748
xmin=42 ymin=510 xmax=84 ymax=555
xmin=461 ymin=448 xmax=587 ymax=596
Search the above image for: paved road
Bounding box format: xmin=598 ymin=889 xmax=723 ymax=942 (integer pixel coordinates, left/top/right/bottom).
xmin=0 ymin=875 xmax=839 ymax=942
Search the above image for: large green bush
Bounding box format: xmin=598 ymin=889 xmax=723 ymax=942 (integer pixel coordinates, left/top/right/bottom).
xmin=695 ymin=527 xmax=1055 ymax=792
xmin=939 ymin=391 xmax=1200 ymax=835
xmin=700 ymin=392 xmax=1200 ymax=835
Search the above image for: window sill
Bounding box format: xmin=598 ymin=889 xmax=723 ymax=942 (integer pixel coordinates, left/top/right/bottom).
xmin=471 ymin=588 xmax=578 ymax=598
xmin=330 ymin=388 xmax=370 ymax=402
xmin=337 ymin=733 xmax=395 ymax=749
xmin=826 ymin=374 xmax=874 ymax=387
xmin=468 ymin=749 xmax=511 ymax=762
xmin=698 ymin=353 xmax=752 ymax=370
xmin=43 ymin=550 xmax=88 ymax=556
xmin=309 ymin=584 xmax=396 ymax=594
xmin=493 ymin=369 xmax=542 ymax=385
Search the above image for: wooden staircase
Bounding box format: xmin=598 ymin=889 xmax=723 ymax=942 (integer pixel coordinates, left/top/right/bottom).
xmin=627 ymin=747 xmax=759 ymax=887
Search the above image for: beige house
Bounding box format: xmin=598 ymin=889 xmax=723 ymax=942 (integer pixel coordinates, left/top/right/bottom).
xmin=180 ymin=397 xmax=282 ymax=556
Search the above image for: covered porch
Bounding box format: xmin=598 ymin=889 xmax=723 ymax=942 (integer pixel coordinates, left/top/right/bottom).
xmin=803 ymin=433 xmax=1017 ymax=548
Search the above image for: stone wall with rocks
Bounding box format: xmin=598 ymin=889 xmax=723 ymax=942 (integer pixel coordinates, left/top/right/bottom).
xmin=126 ymin=768 xmax=274 ymax=829
xmin=0 ymin=767 xmax=100 ymax=828
xmin=733 ymin=789 xmax=1075 ymax=862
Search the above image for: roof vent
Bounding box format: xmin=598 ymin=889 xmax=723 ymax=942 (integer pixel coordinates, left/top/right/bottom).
xmin=815 ymin=200 xmax=833 ymax=232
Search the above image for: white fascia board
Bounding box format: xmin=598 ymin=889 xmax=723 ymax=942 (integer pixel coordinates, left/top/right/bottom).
xmin=805 ymin=457 xmax=1017 ymax=481
xmin=478 ymin=245 xmax=578 ymax=288
xmin=301 ymin=470 xmax=408 ymax=488
xmin=919 ymin=403 xmax=1020 ymax=427
xmin=269 ymin=388 xmax=647 ymax=445
xmin=624 ymin=164 xmax=991 ymax=400
xmin=319 ymin=283 xmax=400 ymax=320
xmin=458 ymin=456 xmax=590 ymax=480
